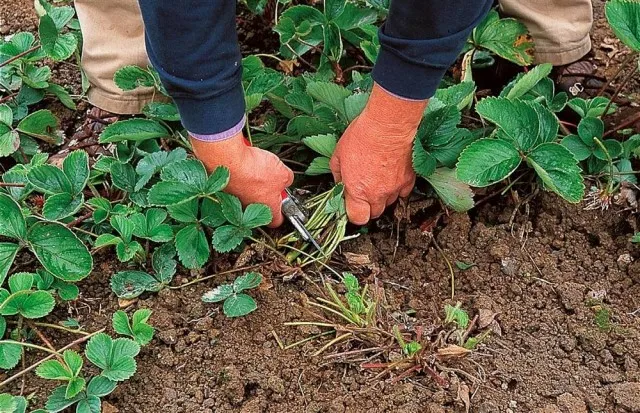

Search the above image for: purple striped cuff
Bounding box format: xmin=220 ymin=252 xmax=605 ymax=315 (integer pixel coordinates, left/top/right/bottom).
xmin=189 ymin=116 xmax=246 ymax=142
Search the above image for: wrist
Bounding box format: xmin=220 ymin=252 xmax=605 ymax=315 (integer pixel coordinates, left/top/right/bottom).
xmin=363 ymin=83 xmax=429 ymax=128
xmin=190 ymin=131 xmax=250 ymax=171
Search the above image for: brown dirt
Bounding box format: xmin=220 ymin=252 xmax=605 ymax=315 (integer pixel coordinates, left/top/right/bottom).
xmin=2 ymin=1 xmax=640 ymax=412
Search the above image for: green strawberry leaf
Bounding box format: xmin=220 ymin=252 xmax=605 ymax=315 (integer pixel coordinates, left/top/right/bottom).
xmin=202 ymin=284 xmax=235 ymax=303
xmin=174 ymin=224 xmax=209 ymax=269
xmin=85 ymin=333 xmax=140 ymax=381
xmin=306 ymin=81 xmax=350 ymax=121
xmin=131 ymin=208 xmax=174 ymax=242
xmin=306 ymin=157 xmax=332 ymax=175
xmin=577 ymin=117 xmax=604 ymax=145
xmin=110 ymin=162 xmax=137 ymax=193
xmin=526 ymin=143 xmax=585 ymax=203
xmin=152 ymin=243 xmax=177 ymax=284
xmin=605 ymin=0 xmax=640 ymax=51
xmin=36 ymin=359 xmax=72 ymax=380
xmin=0 ymin=127 xmax=19 ymax=158
xmin=62 ymin=150 xmax=90 ymax=195
xmin=302 ymin=134 xmax=337 ymax=157
xmin=26 ymin=222 xmax=92 ymax=282
xmin=218 ymin=193 xmax=243 ymax=226
xmin=561 ymin=134 xmax=592 ymax=161
xmin=45 ymin=385 xmax=83 ymax=413
xmin=65 ymin=376 xmax=86 ymax=399
xmin=223 ymin=294 xmax=258 ymax=318
xmin=456 ymin=138 xmax=522 ymax=187
xmin=1 ymin=290 xmax=55 ymax=319
xmin=503 ymin=63 xmax=553 ymax=100
xmin=593 ymin=139 xmax=623 ymax=161
xmin=99 ymin=119 xmax=169 ymax=143
xmin=148 ymin=182 xmax=202 ymax=206
xmin=27 ymin=164 xmax=73 ymax=195
xmin=142 ymin=102 xmax=181 ymax=121
xmin=425 ymin=168 xmax=475 ymax=212
xmin=205 ymin=166 xmax=231 ymax=194
xmin=161 ymin=159 xmax=208 ymax=189
xmin=0 ymin=194 xmax=26 ymax=240
xmin=113 ymin=66 xmax=155 ymax=91
xmin=39 ymin=14 xmax=77 ymax=61
xmin=201 ymin=198 xmax=227 ymax=228
xmin=86 ymin=375 xmax=117 ymax=397
xmin=8 ymin=272 xmax=34 ymax=293
xmin=242 ymin=204 xmax=272 ymax=228
xmin=0 ymin=243 xmax=19 ymax=286
xmin=470 ymin=9 xmax=534 ymax=65
xmin=42 ymin=192 xmax=83 ymax=220
xmin=212 ymin=225 xmax=251 ymax=253
xmin=110 ymin=271 xmax=161 ymax=299
xmin=233 ymin=272 xmax=262 ymax=293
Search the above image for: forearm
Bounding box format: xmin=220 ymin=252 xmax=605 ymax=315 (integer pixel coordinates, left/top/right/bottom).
xmin=372 ymin=0 xmax=493 ymax=100
xmin=137 ymin=0 xmax=245 ymax=135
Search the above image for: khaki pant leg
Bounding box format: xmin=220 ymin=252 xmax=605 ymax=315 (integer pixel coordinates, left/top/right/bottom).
xmin=74 ymin=0 xmax=157 ymax=114
xmin=499 ymin=0 xmax=593 ymax=66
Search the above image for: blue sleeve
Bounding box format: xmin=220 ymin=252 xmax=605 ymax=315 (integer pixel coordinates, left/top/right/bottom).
xmin=372 ymin=0 xmax=493 ymax=100
xmin=137 ymin=0 xmax=245 ymax=135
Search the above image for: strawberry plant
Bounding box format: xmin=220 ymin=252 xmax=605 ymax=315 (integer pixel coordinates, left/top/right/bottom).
xmin=202 ymin=272 xmax=263 ymax=317
xmin=112 ymin=308 xmax=155 ymax=345
xmin=110 ymin=244 xmax=176 ymax=299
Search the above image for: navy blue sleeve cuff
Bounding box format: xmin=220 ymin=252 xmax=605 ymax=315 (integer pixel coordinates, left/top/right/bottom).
xmin=372 ymin=1 xmax=493 ymax=100
xmin=173 ymin=84 xmax=246 ymax=135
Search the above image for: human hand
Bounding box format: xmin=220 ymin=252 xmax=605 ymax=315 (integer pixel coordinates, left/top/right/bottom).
xmin=191 ymin=132 xmax=294 ymax=228
xmin=330 ymin=83 xmax=428 ymax=225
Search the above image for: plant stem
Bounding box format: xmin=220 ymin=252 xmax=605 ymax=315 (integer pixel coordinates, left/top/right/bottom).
xmin=28 ymin=322 xmax=64 ymax=362
xmin=0 ymin=328 xmax=105 ymax=389
xmin=0 ymin=46 xmax=40 ymax=68
xmin=602 ymin=54 xmax=639 ymax=119
xmin=0 ymin=182 xmax=26 ymax=188
xmin=66 ymin=210 xmax=93 ymax=228
xmin=8 ymin=321 xmax=89 ymax=336
xmin=597 ymin=52 xmax=637 ymax=97
xmin=604 ymin=111 xmax=640 ymax=138
xmin=284 ymin=330 xmax=335 ymax=350
xmin=0 ymin=340 xmax=59 ymax=355
xmin=169 ymin=264 xmax=262 ymax=289
xmin=254 ymin=53 xmax=284 ymax=63
xmin=593 ymin=137 xmax=615 ymax=193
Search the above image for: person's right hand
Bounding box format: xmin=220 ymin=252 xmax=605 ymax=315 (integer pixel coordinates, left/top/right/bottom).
xmin=190 ymin=132 xmax=294 ymax=228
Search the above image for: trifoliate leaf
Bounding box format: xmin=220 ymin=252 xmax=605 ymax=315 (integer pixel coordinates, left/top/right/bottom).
xmin=302 ymin=134 xmax=337 ymax=157
xmin=425 ymin=168 xmax=475 ymax=212
xmin=53 ymin=280 xmax=79 ymax=301
xmin=115 ymin=239 xmax=143 ymax=263
xmin=434 ymin=82 xmax=476 ymax=110
xmin=0 ymin=244 xmax=19 ymax=286
xmin=526 ymin=143 xmax=585 ymax=203
xmin=27 ymin=164 xmax=73 ymax=195
xmin=202 ymin=284 xmax=235 ymax=303
xmin=26 ymin=222 xmax=93 ymax=282
xmin=110 ymin=271 xmax=161 ymax=299
xmin=46 ymin=84 xmax=76 ymax=110
xmin=212 ymin=225 xmax=251 ymax=253
xmin=233 ymin=272 xmax=262 ymax=293
xmin=85 ymin=333 xmax=140 ymax=381
xmin=242 ymin=204 xmax=272 ymax=228
xmin=39 ymin=14 xmax=77 ymax=61
xmin=99 ymin=119 xmax=168 ymax=143
xmin=456 ymin=138 xmax=521 ymax=187
xmin=174 ymin=224 xmax=209 ymax=269
xmin=131 ymin=208 xmax=173 ymax=242
xmin=135 ymin=148 xmax=187 ymax=180
xmin=223 ymin=293 xmax=258 ymax=317
xmin=113 ymin=66 xmax=155 ymax=91
xmin=344 ymin=92 xmax=369 ymax=122
xmin=567 ymin=96 xmax=616 ymax=118
xmin=0 ymin=194 xmax=26 ymax=240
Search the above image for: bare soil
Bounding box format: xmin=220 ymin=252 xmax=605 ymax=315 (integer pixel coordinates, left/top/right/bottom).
xmin=2 ymin=0 xmax=640 ymax=412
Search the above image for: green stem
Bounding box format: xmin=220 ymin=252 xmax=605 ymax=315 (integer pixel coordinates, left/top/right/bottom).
xmin=0 ymin=340 xmax=59 ymax=355
xmin=169 ymin=264 xmax=261 ymax=289
xmin=593 ymin=137 xmax=615 ymax=193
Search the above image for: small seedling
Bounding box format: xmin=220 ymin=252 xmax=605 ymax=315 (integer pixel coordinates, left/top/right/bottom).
xmin=444 ymin=302 xmax=469 ymax=329
xmin=36 ymin=350 xmax=85 ymax=399
xmin=112 ymin=309 xmax=155 ymax=345
xmin=202 ymin=272 xmax=263 ymax=317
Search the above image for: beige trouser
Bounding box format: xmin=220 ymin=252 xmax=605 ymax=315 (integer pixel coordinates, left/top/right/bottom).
xmin=74 ymin=0 xmax=593 ymax=114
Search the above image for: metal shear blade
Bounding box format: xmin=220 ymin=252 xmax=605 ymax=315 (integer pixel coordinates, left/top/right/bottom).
xmin=281 ymin=189 xmax=323 ymax=253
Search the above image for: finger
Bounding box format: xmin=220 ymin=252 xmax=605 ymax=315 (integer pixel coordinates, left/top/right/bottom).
xmin=345 ymin=191 xmax=371 ymax=225
xmin=385 ymin=191 xmax=400 ymax=207
xmin=329 ymin=155 xmax=342 ymax=183
xmin=267 ymin=195 xmax=285 ymax=228
xmin=280 ymin=164 xmax=295 ymax=188
xmin=399 ymin=176 xmax=416 ymax=198
xmin=370 ymin=200 xmax=386 ymax=219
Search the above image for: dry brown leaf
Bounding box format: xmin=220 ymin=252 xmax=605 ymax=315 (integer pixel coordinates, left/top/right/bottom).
xmin=117 ymin=298 xmax=137 ymax=308
xmin=102 ymin=402 xmax=119 ymax=413
xmin=278 ymin=59 xmax=298 ymax=74
xmin=477 ymin=308 xmax=498 ymax=329
xmin=436 ymin=345 xmax=471 ymax=360
xmin=343 ymin=252 xmax=371 ymax=266
xmin=457 ymin=380 xmax=471 ymax=413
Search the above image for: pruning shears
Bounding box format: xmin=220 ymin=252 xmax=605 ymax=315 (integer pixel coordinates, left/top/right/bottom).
xmin=242 ymin=138 xmax=323 ymax=253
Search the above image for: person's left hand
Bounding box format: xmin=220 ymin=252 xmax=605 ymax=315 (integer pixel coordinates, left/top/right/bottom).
xmin=330 ymin=83 xmax=428 ymax=225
